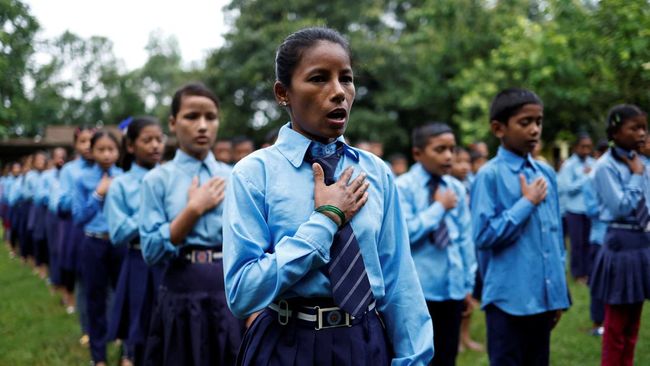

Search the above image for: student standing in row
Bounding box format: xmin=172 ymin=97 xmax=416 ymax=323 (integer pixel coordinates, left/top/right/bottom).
xmin=397 ymin=123 xmax=476 ymax=366
xmin=106 ymin=117 xmax=166 ymax=366
xmin=73 ymin=130 xmax=124 ymax=366
xmin=223 ymin=27 xmax=433 ymax=365
xmin=27 ymin=151 xmax=50 ymax=280
xmin=591 ymin=104 xmax=649 ymax=366
xmin=558 ymin=133 xmax=595 ymax=283
xmin=140 ymin=83 xmax=242 ymax=366
xmin=58 ymin=127 xmax=95 ymax=341
xmin=471 ymin=88 xmax=570 ymax=365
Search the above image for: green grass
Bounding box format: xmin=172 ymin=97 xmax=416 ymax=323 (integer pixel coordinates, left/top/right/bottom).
xmin=0 ymin=238 xmax=649 ymax=365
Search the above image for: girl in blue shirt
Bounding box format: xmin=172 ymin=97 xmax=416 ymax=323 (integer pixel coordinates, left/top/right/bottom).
xmin=591 ymin=104 xmax=649 ymax=366
xmin=105 ymin=117 xmax=165 ymax=366
xmin=73 ymin=130 xmax=124 ymax=366
xmin=27 ymin=151 xmax=50 ymax=279
xmin=223 ymin=27 xmax=433 ymax=365
xmin=58 ymin=127 xmax=95 ymax=322
xmin=139 ymin=83 xmax=242 ymax=366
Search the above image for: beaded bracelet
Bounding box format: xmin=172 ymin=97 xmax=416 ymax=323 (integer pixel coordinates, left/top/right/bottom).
xmin=315 ymin=205 xmax=346 ymax=227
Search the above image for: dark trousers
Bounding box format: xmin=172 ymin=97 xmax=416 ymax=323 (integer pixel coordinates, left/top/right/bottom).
xmin=566 ymin=212 xmax=591 ymax=278
xmin=82 ymin=235 xmax=125 ymax=363
xmin=426 ymin=300 xmax=464 ymax=366
xmin=602 ymin=303 xmax=643 ymax=366
xmin=485 ymin=304 xmax=554 ymax=366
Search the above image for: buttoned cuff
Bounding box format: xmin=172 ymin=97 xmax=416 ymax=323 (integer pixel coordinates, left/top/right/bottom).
xmin=294 ymin=212 xmax=338 ymax=260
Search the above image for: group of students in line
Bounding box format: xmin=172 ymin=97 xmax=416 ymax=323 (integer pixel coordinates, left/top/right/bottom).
xmin=0 ymin=27 xmax=649 ymax=366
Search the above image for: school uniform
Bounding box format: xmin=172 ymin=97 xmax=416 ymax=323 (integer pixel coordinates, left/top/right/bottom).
xmin=583 ymin=169 xmax=606 ymax=327
xmin=58 ymin=158 xmax=94 ymax=336
xmin=558 ymin=154 xmax=596 ymax=278
xmin=28 ymin=170 xmax=50 ymax=267
xmin=42 ymin=168 xmax=64 ymax=287
xmin=223 ymin=123 xmax=434 ymax=365
xmin=140 ymin=150 xmax=241 ymax=366
xmin=471 ymin=146 xmax=570 ymax=366
xmin=396 ymin=163 xmax=476 ymax=366
xmin=1 ymin=176 xmax=14 ymax=241
xmin=6 ymin=175 xmax=21 ymax=249
xmin=105 ymin=163 xmax=165 ymax=364
xmin=72 ymin=163 xmax=125 ymax=364
xmin=591 ymin=149 xmax=650 ymax=366
xmin=10 ymin=174 xmax=32 ymax=259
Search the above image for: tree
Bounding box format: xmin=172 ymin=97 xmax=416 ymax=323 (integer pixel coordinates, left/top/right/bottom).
xmin=0 ymin=0 xmax=38 ymax=137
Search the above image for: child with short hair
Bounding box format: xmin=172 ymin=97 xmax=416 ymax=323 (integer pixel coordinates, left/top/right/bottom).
xmin=397 ymin=122 xmax=476 ymax=366
xmin=471 ymin=88 xmax=570 ymax=365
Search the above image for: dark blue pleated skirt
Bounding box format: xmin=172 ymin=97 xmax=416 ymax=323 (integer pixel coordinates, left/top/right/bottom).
xmin=26 ymin=201 xmax=38 ymax=232
xmin=32 ymin=205 xmax=48 ymax=242
xmin=590 ymin=227 xmax=650 ymax=304
xmin=144 ymin=257 xmax=244 ymax=366
xmin=238 ymin=307 xmax=392 ymax=366
xmin=109 ymin=247 xmax=166 ymax=346
xmin=32 ymin=206 xmax=49 ymax=266
xmin=18 ymin=202 xmax=34 ymax=258
xmin=45 ymin=211 xmax=62 ymax=286
xmin=59 ymin=217 xmax=84 ymax=273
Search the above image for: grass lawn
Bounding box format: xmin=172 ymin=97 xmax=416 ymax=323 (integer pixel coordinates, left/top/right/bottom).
xmin=1 ymin=239 xmax=649 ymax=365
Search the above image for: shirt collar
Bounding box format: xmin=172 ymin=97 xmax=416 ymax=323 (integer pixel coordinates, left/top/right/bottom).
xmin=411 ymin=163 xmax=451 ymax=188
xmin=173 ymin=148 xmax=219 ymax=176
xmin=91 ymin=163 xmax=119 ymax=177
xmin=129 ymin=163 xmax=154 ymax=181
xmin=274 ymin=122 xmax=358 ymax=168
xmin=497 ymin=146 xmax=538 ymax=172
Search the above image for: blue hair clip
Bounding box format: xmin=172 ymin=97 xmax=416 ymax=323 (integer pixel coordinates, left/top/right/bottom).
xmin=118 ymin=116 xmax=134 ymax=133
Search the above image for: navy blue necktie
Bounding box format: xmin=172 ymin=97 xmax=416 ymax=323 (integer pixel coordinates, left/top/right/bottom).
xmin=305 ymin=146 xmax=374 ymax=317
xmin=428 ymin=176 xmax=450 ymax=249
xmin=635 ymin=197 xmax=650 ymax=231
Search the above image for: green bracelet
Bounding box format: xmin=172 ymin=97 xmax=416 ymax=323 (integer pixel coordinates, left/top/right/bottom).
xmin=315 ymin=205 xmax=346 ymax=227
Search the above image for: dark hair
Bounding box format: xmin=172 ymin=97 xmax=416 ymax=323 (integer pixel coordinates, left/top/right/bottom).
xmin=412 ymin=122 xmax=454 ymax=149
xmin=120 ymin=116 xmax=161 ymax=171
xmin=573 ymin=132 xmax=592 ymax=146
xmin=275 ymin=27 xmax=351 ymax=87
xmin=73 ymin=125 xmax=96 ymax=142
xmin=469 ymin=150 xmax=486 ymax=163
xmin=595 ymin=138 xmax=609 ymax=154
xmin=170 ymin=83 xmax=220 ymax=118
xmin=388 ymin=153 xmax=407 ymax=163
xmin=454 ymin=146 xmax=470 ymax=156
xmin=606 ymin=104 xmax=646 ymax=140
xmin=489 ymin=88 xmax=543 ymax=124
xmin=90 ymin=130 xmax=120 ymax=150
xmin=232 ymin=135 xmax=254 ymax=147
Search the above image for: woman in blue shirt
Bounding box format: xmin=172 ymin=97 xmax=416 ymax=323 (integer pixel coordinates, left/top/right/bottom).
xmin=73 ymin=130 xmax=124 ymax=366
xmin=105 ymin=117 xmax=165 ymax=366
xmin=223 ymin=27 xmax=433 ymax=365
xmin=591 ymin=104 xmax=649 ymax=366
xmin=139 ymin=83 xmax=242 ymax=366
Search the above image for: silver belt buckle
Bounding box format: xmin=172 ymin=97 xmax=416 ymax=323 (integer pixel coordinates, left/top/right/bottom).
xmin=315 ymin=306 xmax=350 ymax=330
xmin=278 ymin=299 xmax=290 ymax=325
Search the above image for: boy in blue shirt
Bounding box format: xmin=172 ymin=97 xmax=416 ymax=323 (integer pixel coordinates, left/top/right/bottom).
xmin=471 ymin=88 xmax=570 ymax=365
xmin=397 ymin=123 xmax=476 ymax=366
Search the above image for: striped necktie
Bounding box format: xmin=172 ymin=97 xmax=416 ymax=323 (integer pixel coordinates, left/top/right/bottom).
xmin=305 ymin=145 xmax=374 ymax=317
xmin=635 ymin=197 xmax=650 ymax=232
xmin=428 ymin=176 xmax=450 ymax=249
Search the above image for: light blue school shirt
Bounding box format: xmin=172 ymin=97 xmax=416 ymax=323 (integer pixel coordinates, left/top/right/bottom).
xmin=105 ymin=163 xmax=154 ymax=246
xmin=8 ymin=175 xmax=25 ymax=205
xmin=34 ymin=169 xmax=56 ymax=207
xmin=72 ymin=163 xmax=123 ymax=234
xmin=22 ymin=170 xmax=39 ymax=202
xmin=223 ymin=123 xmax=434 ymax=365
xmin=0 ymin=176 xmax=12 ymax=204
xmin=44 ymin=169 xmax=63 ymax=213
xmin=139 ymin=150 xmax=231 ymax=265
xmin=558 ymin=154 xmax=596 ymax=215
xmin=58 ymin=158 xmax=93 ymax=214
xmin=470 ymin=146 xmax=570 ymax=316
xmin=583 ymin=170 xmax=607 ymax=245
xmin=594 ymin=149 xmax=650 ymax=224
xmin=396 ymin=163 xmax=476 ymax=301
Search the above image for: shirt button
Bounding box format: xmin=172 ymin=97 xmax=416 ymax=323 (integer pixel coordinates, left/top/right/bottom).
xmin=546 ymin=279 xmax=551 ymax=284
